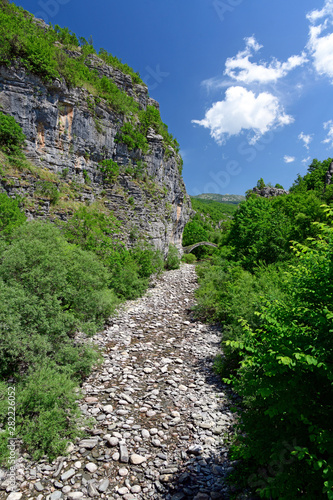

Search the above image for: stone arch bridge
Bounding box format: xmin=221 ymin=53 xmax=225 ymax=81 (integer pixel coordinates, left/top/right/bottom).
xmin=182 ymin=242 xmax=218 ymax=254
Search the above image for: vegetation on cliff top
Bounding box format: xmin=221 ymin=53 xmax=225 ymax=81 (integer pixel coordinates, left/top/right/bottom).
xmin=0 ymin=1 xmax=181 ymax=164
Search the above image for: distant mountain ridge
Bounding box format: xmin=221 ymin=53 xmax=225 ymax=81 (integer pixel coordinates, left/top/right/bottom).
xmin=192 ymin=193 xmax=245 ymax=204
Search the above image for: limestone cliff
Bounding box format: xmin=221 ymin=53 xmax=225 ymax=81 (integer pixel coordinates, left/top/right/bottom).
xmin=0 ymin=53 xmax=191 ymax=254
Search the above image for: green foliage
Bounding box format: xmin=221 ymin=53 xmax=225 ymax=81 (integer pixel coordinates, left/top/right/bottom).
xmin=115 ymin=122 xmax=148 ymax=153
xmin=0 ymin=193 xmax=26 ymax=235
xmin=61 ymin=167 xmax=69 ymax=179
xmin=98 ymin=48 xmax=143 ymax=85
xmin=291 ymin=158 xmax=333 ymax=196
xmin=138 ymin=105 xmax=180 ymax=154
xmin=227 ymin=211 xmax=333 ymax=498
xmin=98 ymin=159 xmax=119 ymax=183
xmin=165 ymin=244 xmax=180 ymax=270
xmin=0 ymin=220 xmax=121 ymax=462
xmin=35 ymin=180 xmax=59 ymax=204
xmin=14 ymin=365 xmax=84 ymax=461
xmin=0 ymin=221 xmax=115 ymax=376
xmin=256 ymin=177 xmax=265 ymax=189
xmin=82 ymin=169 xmax=91 ymax=185
xmin=62 ymin=206 xmax=163 ymax=300
xmin=194 ymin=161 xmax=333 ymax=498
xmin=0 ymin=3 xmax=141 ymax=87
xmin=181 ymin=253 xmax=197 ymax=264
xmin=190 ymin=197 xmax=238 ymax=218
xmin=228 ymin=192 xmax=325 ymax=270
xmin=0 ymin=112 xmax=26 ymax=157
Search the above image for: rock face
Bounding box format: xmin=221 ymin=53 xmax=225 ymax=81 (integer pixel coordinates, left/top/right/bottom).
xmin=252 ymin=186 xmax=289 ymax=198
xmin=0 ymin=62 xmax=191 ymax=254
xmin=325 ymin=161 xmax=333 ymax=186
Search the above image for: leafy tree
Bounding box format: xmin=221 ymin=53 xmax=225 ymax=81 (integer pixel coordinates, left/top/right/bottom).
xmin=256 ymin=177 xmax=265 ymax=189
xmin=227 ymin=193 xmax=325 ymax=270
xmin=290 ymin=158 xmax=333 ymax=196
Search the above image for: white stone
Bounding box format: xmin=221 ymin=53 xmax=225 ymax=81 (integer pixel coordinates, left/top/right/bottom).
xmin=130 ymin=453 xmax=147 ymax=465
xmin=7 ymin=494 xmax=23 ymax=500
xmin=103 ymin=405 xmax=113 ymax=414
xmin=85 ymin=462 xmax=98 ymax=473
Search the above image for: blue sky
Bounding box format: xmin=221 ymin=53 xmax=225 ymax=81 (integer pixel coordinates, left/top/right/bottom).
xmin=17 ymin=0 xmax=333 ymax=195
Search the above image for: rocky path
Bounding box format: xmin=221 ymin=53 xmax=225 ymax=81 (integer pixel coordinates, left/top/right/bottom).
xmin=1 ymin=264 xmax=236 ymax=500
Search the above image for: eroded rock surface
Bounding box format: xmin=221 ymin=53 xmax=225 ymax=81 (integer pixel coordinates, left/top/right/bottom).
xmin=0 ymin=265 xmax=237 ymax=499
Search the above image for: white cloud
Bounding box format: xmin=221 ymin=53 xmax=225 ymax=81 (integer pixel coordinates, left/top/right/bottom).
xmin=298 ymin=132 xmax=313 ymax=149
xmin=224 ymin=36 xmax=307 ymax=85
xmin=307 ymin=0 xmax=333 ymax=23
xmin=307 ymin=1 xmax=333 ymax=79
xmin=192 ymin=86 xmax=294 ymax=145
xmin=302 ymin=156 xmax=311 ymax=164
xmin=323 ymin=119 xmax=333 ymax=146
xmin=284 ymin=156 xmax=296 ymax=163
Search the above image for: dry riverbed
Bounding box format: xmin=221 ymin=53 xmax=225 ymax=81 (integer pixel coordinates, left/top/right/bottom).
xmin=1 ymin=264 xmax=238 ymax=500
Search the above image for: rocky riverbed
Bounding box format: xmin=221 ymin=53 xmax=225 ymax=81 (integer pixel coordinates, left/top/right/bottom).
xmin=1 ymin=264 xmax=238 ymax=500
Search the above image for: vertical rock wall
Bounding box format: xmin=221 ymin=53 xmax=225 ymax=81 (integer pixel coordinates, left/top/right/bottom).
xmin=0 ymin=63 xmax=191 ymax=254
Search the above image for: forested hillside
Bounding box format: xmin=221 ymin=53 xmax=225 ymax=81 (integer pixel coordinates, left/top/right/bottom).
xmin=182 ymin=197 xmax=238 ymax=260
xmin=193 ymin=158 xmax=333 ymax=499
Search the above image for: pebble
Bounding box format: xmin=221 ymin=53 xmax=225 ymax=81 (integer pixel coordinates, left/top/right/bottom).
xmin=0 ymin=265 xmax=235 ymax=500
xmin=85 ymin=463 xmax=98 ymax=473
xmin=130 ymin=453 xmax=147 ymax=465
xmin=60 ymin=469 xmax=75 ymax=481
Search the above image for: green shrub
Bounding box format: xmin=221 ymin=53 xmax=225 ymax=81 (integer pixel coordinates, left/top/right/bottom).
xmin=0 ymin=193 xmax=26 ymax=235
xmin=227 ymin=192 xmax=325 ymax=270
xmin=0 ymin=221 xmax=118 ymax=337
xmin=109 ymin=259 xmax=147 ymax=299
xmin=98 ymin=159 xmax=119 ymax=183
xmin=82 ymin=169 xmax=91 ymax=185
xmin=165 ymin=244 xmax=180 ymax=270
xmin=35 ymin=180 xmax=59 ymax=204
xmin=181 ymin=253 xmax=197 ymax=264
xmin=14 ymin=365 xmax=84 ymax=461
xmin=115 ymin=122 xmax=148 ymax=153
xmin=0 ymin=112 xmax=25 ymax=157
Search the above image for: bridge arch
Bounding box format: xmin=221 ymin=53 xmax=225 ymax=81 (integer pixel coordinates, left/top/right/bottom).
xmin=182 ymin=241 xmax=218 ymax=254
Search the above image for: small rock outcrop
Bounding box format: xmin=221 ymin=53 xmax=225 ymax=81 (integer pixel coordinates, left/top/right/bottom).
xmin=325 ymin=161 xmax=333 ymax=186
xmin=251 ymin=186 xmax=289 ymax=198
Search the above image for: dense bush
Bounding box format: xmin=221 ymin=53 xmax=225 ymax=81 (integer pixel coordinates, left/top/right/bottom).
xmin=98 ymin=159 xmax=120 ymax=183
xmin=165 ymin=244 xmax=180 ymax=270
xmin=0 ymin=221 xmax=121 ymax=462
xmin=226 ymin=211 xmax=333 ymax=499
xmin=61 ymin=206 xmax=164 ymax=299
xmin=0 ymin=193 xmax=26 ymax=235
xmin=0 ymin=112 xmax=25 ymax=157
xmin=181 ymin=253 xmax=197 ymax=264
xmin=115 ymin=122 xmax=148 ymax=153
